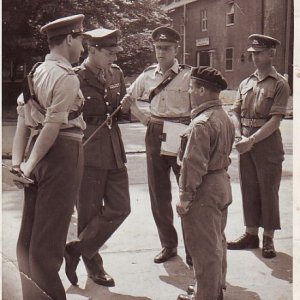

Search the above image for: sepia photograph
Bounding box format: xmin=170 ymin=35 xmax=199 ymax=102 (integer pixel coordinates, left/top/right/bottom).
xmin=2 ymin=0 xmax=298 ymax=299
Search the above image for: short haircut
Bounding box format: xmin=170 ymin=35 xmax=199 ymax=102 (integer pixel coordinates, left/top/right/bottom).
xmin=48 ymin=33 xmax=81 ymax=47
xmin=193 ymin=79 xmax=221 ymax=93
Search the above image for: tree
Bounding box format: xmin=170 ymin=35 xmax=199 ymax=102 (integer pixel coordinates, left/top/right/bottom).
xmin=2 ymin=0 xmax=170 ymax=77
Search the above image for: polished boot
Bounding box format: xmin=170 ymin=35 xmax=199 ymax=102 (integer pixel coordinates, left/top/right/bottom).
xmin=64 ymin=241 xmax=81 ymax=286
xmin=186 ymin=284 xmax=195 ymax=295
xmin=262 ymin=236 xmax=276 ymax=258
xmin=227 ymin=233 xmax=259 ymax=250
xmin=83 ymin=254 xmax=115 ymax=287
xmin=154 ymin=247 xmax=177 ymax=263
xmin=177 ymin=293 xmax=195 ymax=300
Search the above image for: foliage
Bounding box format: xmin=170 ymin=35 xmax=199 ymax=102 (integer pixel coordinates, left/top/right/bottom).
xmin=2 ymin=0 xmax=170 ymax=76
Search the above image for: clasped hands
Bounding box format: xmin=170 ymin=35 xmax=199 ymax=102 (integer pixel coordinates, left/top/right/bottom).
xmin=235 ymin=136 xmax=255 ymax=154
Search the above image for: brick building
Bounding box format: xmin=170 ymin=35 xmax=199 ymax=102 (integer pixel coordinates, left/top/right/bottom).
xmin=160 ymin=0 xmax=293 ymax=90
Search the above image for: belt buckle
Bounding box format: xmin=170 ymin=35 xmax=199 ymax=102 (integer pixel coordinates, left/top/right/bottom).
xmin=106 ymin=113 xmax=112 ymax=129
xmin=249 ymin=118 xmax=254 ymax=127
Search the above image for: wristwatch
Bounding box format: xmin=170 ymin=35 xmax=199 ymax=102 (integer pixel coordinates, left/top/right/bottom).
xmin=249 ymin=135 xmax=256 ymax=143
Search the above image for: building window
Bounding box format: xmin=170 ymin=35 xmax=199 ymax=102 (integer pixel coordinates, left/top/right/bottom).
xmin=226 ymin=2 xmax=235 ymax=26
xmin=225 ymin=48 xmax=234 ymax=71
xmin=201 ymin=9 xmax=207 ymax=31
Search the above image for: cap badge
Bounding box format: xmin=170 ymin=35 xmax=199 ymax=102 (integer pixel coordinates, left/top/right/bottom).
xmin=252 ymin=39 xmax=259 ymax=45
xmin=159 ymin=34 xmax=167 ymax=40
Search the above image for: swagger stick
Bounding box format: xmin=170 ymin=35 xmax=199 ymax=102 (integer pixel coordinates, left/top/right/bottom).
xmin=83 ymin=104 xmax=122 ymax=147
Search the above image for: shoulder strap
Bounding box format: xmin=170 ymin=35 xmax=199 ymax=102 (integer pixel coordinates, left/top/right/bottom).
xmin=148 ymin=71 xmax=177 ymax=103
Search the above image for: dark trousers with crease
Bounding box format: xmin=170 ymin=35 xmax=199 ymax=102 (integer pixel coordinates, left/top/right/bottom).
xmin=76 ymin=167 xmax=130 ymax=270
xmin=17 ymin=136 xmax=83 ymax=300
xmin=239 ymin=131 xmax=284 ymax=230
xmin=146 ymin=121 xmax=189 ymax=254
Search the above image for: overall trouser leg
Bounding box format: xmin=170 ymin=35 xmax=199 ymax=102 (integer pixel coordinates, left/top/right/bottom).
xmin=77 ymin=167 xmax=131 ymax=260
xmin=182 ymin=173 xmax=231 ymax=300
xmin=145 ymin=122 xmax=178 ymax=248
xmin=17 ymin=137 xmax=83 ymax=300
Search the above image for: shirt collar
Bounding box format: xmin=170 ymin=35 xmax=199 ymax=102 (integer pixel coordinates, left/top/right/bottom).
xmin=82 ymin=58 xmax=113 ymax=76
xmin=155 ymin=59 xmax=179 ymax=75
xmin=45 ymin=53 xmax=72 ymax=68
xmin=191 ymin=99 xmax=222 ymax=119
xmin=251 ymin=66 xmax=278 ymax=81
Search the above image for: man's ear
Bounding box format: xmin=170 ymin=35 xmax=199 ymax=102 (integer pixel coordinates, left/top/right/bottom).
xmin=66 ymin=34 xmax=73 ymax=46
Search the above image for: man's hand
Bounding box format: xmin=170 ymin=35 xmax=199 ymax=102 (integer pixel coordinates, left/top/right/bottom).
xmin=120 ymin=94 xmax=135 ymax=112
xmin=20 ymin=161 xmax=33 ymax=177
xmin=235 ymin=136 xmax=255 ymax=154
xmin=176 ymin=199 xmax=193 ymax=216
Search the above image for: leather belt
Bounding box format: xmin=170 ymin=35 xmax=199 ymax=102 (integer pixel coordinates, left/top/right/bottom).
xmin=33 ymin=127 xmax=83 ymax=141
xmin=241 ymin=117 xmax=268 ymax=128
xmin=150 ymin=115 xmax=190 ymax=125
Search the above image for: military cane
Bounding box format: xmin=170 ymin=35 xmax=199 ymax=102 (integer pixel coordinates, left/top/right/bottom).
xmin=83 ymin=104 xmax=122 ymax=147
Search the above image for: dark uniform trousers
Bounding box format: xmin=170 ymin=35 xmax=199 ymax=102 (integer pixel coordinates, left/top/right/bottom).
xmin=146 ymin=121 xmax=185 ymax=249
xmin=17 ymin=135 xmax=83 ymax=300
xmin=240 ymin=129 xmax=284 ymax=230
xmin=76 ymin=166 xmax=131 ymax=264
xmin=182 ymin=171 xmax=232 ymax=300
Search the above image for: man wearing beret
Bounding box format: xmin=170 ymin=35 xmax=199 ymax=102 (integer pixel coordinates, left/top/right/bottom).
xmin=123 ymin=26 xmax=192 ymax=265
xmin=64 ymin=28 xmax=131 ymax=287
xmin=11 ymin=15 xmax=87 ymax=300
xmin=227 ymin=34 xmax=290 ymax=258
xmin=176 ymin=66 xmax=234 ymax=300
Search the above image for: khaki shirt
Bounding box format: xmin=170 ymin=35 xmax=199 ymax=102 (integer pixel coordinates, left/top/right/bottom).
xmin=179 ymin=100 xmax=235 ymax=202
xmin=128 ymin=59 xmax=191 ymax=118
xmin=17 ymin=53 xmax=86 ymax=130
xmin=232 ymin=67 xmax=290 ymax=119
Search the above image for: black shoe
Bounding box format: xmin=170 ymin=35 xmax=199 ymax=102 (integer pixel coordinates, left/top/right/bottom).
xmin=64 ymin=242 xmax=81 ymax=286
xmin=186 ymin=255 xmax=193 ymax=267
xmin=177 ymin=293 xmax=195 ymax=300
xmin=186 ymin=284 xmax=195 ymax=295
xmin=154 ymin=247 xmax=177 ymax=263
xmin=227 ymin=233 xmax=259 ymax=250
xmin=89 ymin=270 xmax=115 ymax=287
xmin=262 ymin=236 xmax=276 ymax=258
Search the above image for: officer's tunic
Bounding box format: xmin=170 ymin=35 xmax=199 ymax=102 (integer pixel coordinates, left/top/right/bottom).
xmin=128 ymin=59 xmax=191 ymax=249
xmin=74 ymin=61 xmax=131 ymax=263
xmin=16 ymin=53 xmax=85 ymax=300
xmin=179 ymin=100 xmax=235 ymax=300
xmin=232 ymin=67 xmax=290 ymax=230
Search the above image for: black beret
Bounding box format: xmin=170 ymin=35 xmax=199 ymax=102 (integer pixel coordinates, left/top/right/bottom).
xmin=191 ymin=66 xmax=227 ymax=91
xmin=84 ymin=28 xmax=123 ymax=52
xmin=247 ymin=34 xmax=281 ymax=52
xmin=40 ymin=14 xmax=85 ymax=39
xmin=152 ymin=26 xmax=181 ymax=44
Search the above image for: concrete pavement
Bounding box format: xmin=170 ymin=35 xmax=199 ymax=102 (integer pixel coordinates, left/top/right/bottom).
xmin=2 ymin=120 xmax=293 ymax=300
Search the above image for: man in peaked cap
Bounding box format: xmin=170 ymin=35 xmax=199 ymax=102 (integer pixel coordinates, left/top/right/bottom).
xmin=227 ymin=34 xmax=290 ymax=259
xmin=176 ymin=66 xmax=234 ymax=300
xmin=122 ymin=26 xmax=193 ymax=266
xmin=63 ymin=28 xmax=131 ymax=288
xmin=12 ymin=14 xmax=87 ymax=300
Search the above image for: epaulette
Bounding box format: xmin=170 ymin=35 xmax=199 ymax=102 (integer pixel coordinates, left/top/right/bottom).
xmin=143 ymin=64 xmax=157 ymax=73
xmin=73 ymin=65 xmax=83 ymax=73
xmin=179 ymin=64 xmax=192 ymax=70
xmin=56 ymin=61 xmax=75 ymax=75
xmin=193 ymin=111 xmax=213 ymax=125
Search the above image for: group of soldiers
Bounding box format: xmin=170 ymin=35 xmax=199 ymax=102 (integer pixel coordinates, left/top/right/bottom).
xmin=11 ymin=12 xmax=290 ymax=300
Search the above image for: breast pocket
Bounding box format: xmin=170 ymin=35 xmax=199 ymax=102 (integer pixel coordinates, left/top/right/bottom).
xmin=164 ymin=88 xmax=190 ymax=114
xmin=240 ymin=86 xmax=253 ymax=114
xmin=254 ymin=89 xmax=274 ymax=116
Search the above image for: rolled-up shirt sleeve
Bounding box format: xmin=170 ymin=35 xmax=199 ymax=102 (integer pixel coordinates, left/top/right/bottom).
xmin=44 ymin=74 xmax=80 ymax=124
xmin=127 ymin=72 xmax=145 ymax=100
xmin=269 ymin=79 xmax=290 ymax=116
xmin=230 ymin=84 xmax=242 ymax=115
xmin=16 ymin=93 xmax=25 ymax=117
xmin=179 ymin=122 xmax=210 ymax=202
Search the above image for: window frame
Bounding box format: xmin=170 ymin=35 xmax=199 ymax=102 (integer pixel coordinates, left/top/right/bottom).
xmin=226 ymin=2 xmax=235 ymax=26
xmin=225 ymin=47 xmax=234 ymax=71
xmin=201 ymin=9 xmax=208 ymax=32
